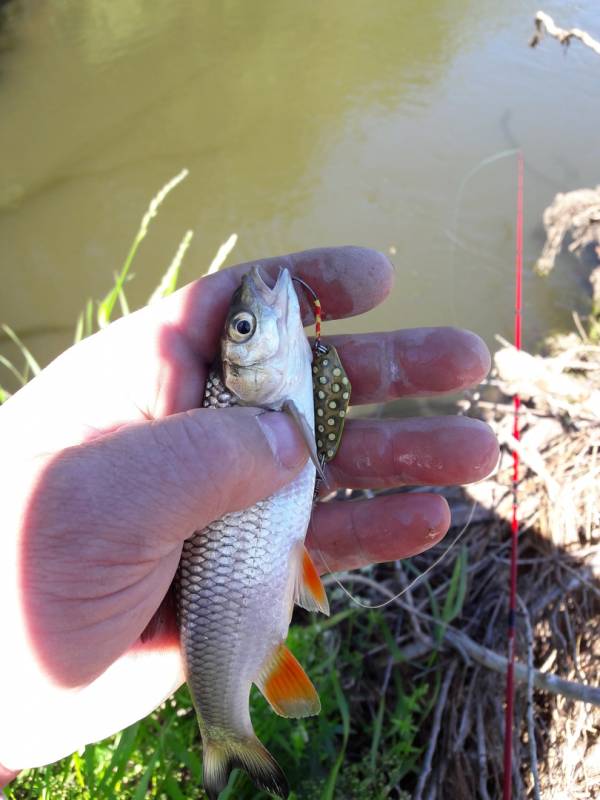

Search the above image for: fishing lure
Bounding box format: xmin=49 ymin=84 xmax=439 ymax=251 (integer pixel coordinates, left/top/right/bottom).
xmin=291 ymin=277 xmax=351 ymax=471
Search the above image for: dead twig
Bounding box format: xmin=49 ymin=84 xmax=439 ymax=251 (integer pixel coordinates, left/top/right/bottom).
xmin=476 ymin=700 xmax=492 ymax=800
xmin=413 ymin=662 xmax=457 ymax=800
xmin=443 ymin=627 xmax=600 ymax=707
xmin=453 ymin=670 xmax=477 ymax=755
xmin=325 ymin=573 xmax=600 ymax=705
xmin=530 ymin=11 xmax=600 ymax=57
xmin=529 ymin=568 xmax=598 ymax=620
xmin=518 ymin=596 xmax=541 ymax=800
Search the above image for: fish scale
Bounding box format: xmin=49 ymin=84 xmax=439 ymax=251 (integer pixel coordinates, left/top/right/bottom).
xmin=178 ymin=460 xmax=314 ymax=733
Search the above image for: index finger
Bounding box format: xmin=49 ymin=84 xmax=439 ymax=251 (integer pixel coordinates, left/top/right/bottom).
xmin=325 ymin=327 xmax=491 ymax=404
xmin=162 ymin=246 xmax=394 ymax=361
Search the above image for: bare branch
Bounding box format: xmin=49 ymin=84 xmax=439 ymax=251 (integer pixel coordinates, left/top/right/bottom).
xmin=531 ymin=11 xmax=600 ymax=57
xmin=443 ymin=627 xmax=600 ymax=707
xmin=476 ymin=701 xmax=492 ymax=800
xmin=325 ymin=573 xmax=600 ymax=706
xmin=518 ymin=596 xmax=541 ymax=800
xmin=413 ymin=662 xmax=457 ymax=800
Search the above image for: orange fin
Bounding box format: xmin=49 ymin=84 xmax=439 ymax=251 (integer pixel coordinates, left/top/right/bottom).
xmin=256 ymin=643 xmax=320 ymax=718
xmin=294 ymin=546 xmax=330 ymax=616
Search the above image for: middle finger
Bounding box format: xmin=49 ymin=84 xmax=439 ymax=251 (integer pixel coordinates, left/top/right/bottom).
xmin=325 ymin=327 xmax=490 ymax=404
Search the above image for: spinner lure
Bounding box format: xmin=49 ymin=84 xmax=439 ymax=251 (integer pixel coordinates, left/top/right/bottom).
xmin=292 ymin=277 xmax=352 ymax=473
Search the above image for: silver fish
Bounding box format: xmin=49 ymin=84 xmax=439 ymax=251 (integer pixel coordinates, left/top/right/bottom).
xmin=177 ymin=267 xmax=329 ymax=800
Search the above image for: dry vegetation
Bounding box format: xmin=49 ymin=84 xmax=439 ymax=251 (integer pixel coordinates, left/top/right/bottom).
xmin=465 ymin=338 xmax=599 ymax=798
xmin=371 ymin=29 xmax=600 ymax=789
xmin=326 ymin=331 xmax=600 ymax=798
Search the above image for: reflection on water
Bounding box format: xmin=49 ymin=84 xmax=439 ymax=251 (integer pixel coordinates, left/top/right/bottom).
xmin=1 ymin=0 xmax=599 ymax=381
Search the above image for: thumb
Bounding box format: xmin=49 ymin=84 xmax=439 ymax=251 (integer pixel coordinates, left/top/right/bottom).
xmin=7 ymin=408 xmax=310 ymax=732
xmin=147 ymin=406 xmax=310 ymax=532
xmin=57 ymin=406 xmax=310 ymax=547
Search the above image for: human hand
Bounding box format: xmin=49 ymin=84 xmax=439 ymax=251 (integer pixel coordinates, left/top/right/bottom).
xmin=0 ymin=247 xmax=498 ymax=778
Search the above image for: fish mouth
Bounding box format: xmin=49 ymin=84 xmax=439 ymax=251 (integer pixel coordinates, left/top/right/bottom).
xmin=246 ymin=265 xmax=292 ymax=305
xmin=223 ymin=359 xmax=265 ymax=373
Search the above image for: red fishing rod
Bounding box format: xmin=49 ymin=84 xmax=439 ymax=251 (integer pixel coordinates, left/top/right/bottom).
xmin=502 ymin=151 xmax=524 ymax=800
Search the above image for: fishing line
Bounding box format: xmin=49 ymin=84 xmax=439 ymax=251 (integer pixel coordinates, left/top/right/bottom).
xmin=502 ymin=149 xmax=524 ymax=800
xmin=313 ymin=499 xmax=479 ymax=610
xmin=292 ymin=276 xmax=322 ymax=345
xmin=301 ymin=143 xmax=525 ymax=796
xmin=294 ymin=146 xmax=520 ymax=613
xmin=447 ymin=148 xmax=526 ymax=798
xmin=448 ymin=147 xmax=519 ymax=323
xmin=292 ymin=277 xmax=482 ymax=612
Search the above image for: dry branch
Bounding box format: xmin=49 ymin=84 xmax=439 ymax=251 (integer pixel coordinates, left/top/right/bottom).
xmin=325 ymin=573 xmax=600 ymax=707
xmin=413 ymin=662 xmax=457 ymax=800
xmin=519 ymin=597 xmax=542 ymax=800
xmin=530 ymin=11 xmax=600 ymax=56
xmin=535 ymin=186 xmax=600 ymax=279
xmin=327 ymin=323 xmax=599 ymax=797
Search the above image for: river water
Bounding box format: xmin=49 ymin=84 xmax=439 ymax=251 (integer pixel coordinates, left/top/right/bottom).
xmin=1 ymin=0 xmax=599 ymax=385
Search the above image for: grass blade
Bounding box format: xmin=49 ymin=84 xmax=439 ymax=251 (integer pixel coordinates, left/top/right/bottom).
xmin=70 ymin=751 xmax=87 ymax=794
xmin=0 ymin=354 xmax=26 ymax=386
xmin=369 ymin=695 xmax=386 ymax=773
xmin=442 ymin=546 xmax=468 ymax=624
xmin=117 ymin=285 xmax=130 ymax=317
xmin=1 ymin=324 xmax=41 ymax=376
xmin=74 ymin=312 xmax=84 ymax=344
xmin=85 ymin=299 xmax=94 ymax=337
xmin=377 ymin=615 xmax=406 ymax=663
xmin=161 ymin=774 xmax=187 ymax=800
xmin=205 ymin=233 xmax=237 ymax=276
xmin=322 ymin=671 xmax=350 ymax=800
xmin=132 ymin=749 xmax=160 ymax=800
xmin=166 ymin=735 xmax=202 ymax=783
xmin=148 ymin=229 xmax=193 ymax=304
xmin=96 ymin=723 xmax=139 ymax=793
xmin=98 ymin=169 xmax=189 ymax=327
xmin=74 ymin=299 xmax=96 ymax=343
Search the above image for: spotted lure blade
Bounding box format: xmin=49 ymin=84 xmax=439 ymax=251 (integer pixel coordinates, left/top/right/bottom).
xmin=290 ymin=276 xmax=352 ymax=464
xmin=312 ymin=343 xmax=351 ymax=463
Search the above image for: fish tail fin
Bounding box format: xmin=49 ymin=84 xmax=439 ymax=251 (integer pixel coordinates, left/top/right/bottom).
xmin=202 ymin=734 xmax=289 ymax=800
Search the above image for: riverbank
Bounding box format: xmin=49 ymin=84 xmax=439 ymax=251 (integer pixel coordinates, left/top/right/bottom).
xmin=336 ymin=328 xmax=600 ymax=798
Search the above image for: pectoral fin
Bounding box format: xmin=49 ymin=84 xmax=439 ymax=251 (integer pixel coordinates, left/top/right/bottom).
xmin=282 ymin=399 xmax=326 ymax=482
xmin=256 ymin=643 xmax=321 ymax=718
xmin=294 ymin=545 xmax=330 ymax=615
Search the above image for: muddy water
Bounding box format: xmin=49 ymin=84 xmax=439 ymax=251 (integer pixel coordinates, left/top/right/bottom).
xmin=1 ymin=0 xmax=599 ymax=385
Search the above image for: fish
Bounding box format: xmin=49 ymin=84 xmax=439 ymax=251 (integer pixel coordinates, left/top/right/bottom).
xmin=177 ymin=266 xmax=330 ymax=800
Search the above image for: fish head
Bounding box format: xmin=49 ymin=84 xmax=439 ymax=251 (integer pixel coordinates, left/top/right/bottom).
xmin=221 ymin=266 xmax=311 ymax=406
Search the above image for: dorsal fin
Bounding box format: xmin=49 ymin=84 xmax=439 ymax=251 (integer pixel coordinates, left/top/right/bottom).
xmin=281 ymin=399 xmax=326 ymax=481
xmin=294 ymin=545 xmax=330 ymax=615
xmin=255 ymin=643 xmax=320 ymax=718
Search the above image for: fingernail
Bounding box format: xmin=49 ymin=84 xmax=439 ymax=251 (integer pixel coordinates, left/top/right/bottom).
xmin=257 ymin=412 xmax=307 ymax=470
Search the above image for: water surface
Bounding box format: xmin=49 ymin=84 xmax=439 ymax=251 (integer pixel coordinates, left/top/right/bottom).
xmin=1 ymin=0 xmax=599 ymax=383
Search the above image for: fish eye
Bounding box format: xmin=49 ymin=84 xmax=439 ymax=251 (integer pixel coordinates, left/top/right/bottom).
xmin=229 ymin=311 xmax=256 ymax=342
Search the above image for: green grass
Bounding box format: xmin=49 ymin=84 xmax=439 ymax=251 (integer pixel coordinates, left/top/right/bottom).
xmin=4 ymin=615 xmax=435 ymax=800
xmin=1 ymin=174 xmax=459 ymax=799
